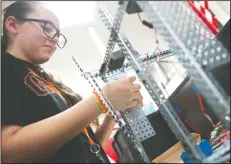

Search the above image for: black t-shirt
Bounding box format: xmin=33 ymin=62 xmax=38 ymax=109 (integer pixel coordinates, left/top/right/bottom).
xmin=2 ymin=52 xmax=109 ymax=163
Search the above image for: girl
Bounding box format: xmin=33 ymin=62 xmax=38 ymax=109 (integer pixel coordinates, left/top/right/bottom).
xmin=2 ymin=1 xmax=143 ymax=163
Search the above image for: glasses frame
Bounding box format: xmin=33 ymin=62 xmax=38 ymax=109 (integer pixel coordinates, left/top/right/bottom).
xmin=15 ymin=16 xmax=67 ymax=49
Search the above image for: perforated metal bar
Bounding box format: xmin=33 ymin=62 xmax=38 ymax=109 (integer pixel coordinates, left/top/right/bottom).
xmin=99 ymin=5 xmax=205 ymax=162
xmin=136 ymin=1 xmax=230 ymax=130
xmin=99 ymin=2 xmax=128 ymax=75
xmin=72 ymin=57 xmax=151 ymax=163
xmin=90 ymin=49 xmax=173 ymax=78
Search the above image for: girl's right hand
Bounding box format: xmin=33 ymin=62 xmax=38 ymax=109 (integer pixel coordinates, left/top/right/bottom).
xmin=102 ymin=76 xmax=143 ymax=111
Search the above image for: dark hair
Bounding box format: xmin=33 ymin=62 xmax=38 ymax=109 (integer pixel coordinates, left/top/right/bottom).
xmin=36 ymin=67 xmax=100 ymax=130
xmin=1 ymin=1 xmax=40 ymax=53
xmin=35 ymin=67 xmax=83 ymax=105
xmin=1 ymin=1 xmax=83 ymax=105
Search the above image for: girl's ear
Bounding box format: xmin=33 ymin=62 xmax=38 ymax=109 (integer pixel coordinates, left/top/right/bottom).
xmin=5 ymin=16 xmax=20 ymax=35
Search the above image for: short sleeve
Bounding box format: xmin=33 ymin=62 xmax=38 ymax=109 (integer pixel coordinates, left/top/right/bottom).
xmin=2 ymin=70 xmax=25 ymax=126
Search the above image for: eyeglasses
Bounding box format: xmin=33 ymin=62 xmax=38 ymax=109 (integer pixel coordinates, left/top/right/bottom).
xmin=15 ymin=17 xmax=67 ymax=49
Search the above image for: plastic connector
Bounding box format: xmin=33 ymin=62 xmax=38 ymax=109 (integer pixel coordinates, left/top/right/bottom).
xmin=180 ymin=152 xmax=191 ymax=163
xmin=142 ymin=20 xmax=154 ymax=29
xmin=198 ymin=139 xmax=213 ymax=157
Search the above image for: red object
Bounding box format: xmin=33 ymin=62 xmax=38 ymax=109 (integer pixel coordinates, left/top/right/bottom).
xmin=179 ymin=114 xmax=210 ymax=138
xmin=216 ymin=121 xmax=222 ymax=127
xmin=204 ymin=0 xmax=208 ymax=9
xmin=104 ymin=138 xmax=119 ymax=162
xmin=187 ymin=1 xmax=218 ymax=35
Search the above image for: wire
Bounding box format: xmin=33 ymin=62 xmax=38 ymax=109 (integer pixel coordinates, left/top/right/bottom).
xmin=153 ymin=28 xmax=162 ymax=52
xmin=171 ymin=100 xmax=210 ymax=138
xmin=216 ymin=121 xmax=222 ymax=127
xmin=146 ymin=53 xmax=149 ymax=64
xmin=221 ymin=131 xmax=230 ymax=144
xmin=137 ymin=13 xmax=162 ymax=52
xmin=211 ymin=130 xmax=230 ymax=145
xmin=138 ymin=12 xmax=142 ymax=22
xmin=204 ymin=113 xmax=216 ymax=127
xmin=158 ymin=60 xmax=180 ymax=64
xmin=193 ymin=85 xmax=217 ymax=128
xmin=181 ymin=115 xmax=210 ymax=138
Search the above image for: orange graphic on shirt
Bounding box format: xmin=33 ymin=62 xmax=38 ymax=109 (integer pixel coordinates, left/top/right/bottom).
xmin=24 ymin=71 xmax=58 ymax=97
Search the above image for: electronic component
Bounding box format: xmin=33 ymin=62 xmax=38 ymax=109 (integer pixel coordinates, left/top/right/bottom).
xmin=118 ymin=1 xmax=142 ymax=14
xmin=100 ymin=50 xmax=125 ymax=73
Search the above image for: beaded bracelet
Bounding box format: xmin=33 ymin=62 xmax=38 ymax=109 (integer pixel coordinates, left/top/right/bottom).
xmin=92 ymin=91 xmax=108 ymax=114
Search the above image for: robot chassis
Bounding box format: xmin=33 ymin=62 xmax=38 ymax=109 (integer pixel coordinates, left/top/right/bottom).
xmin=72 ymin=1 xmax=230 ymax=163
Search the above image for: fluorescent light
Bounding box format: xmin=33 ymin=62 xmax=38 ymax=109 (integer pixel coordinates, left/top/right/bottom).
xmin=88 ymin=26 xmax=106 ymax=57
xmin=42 ymin=1 xmax=96 ymax=28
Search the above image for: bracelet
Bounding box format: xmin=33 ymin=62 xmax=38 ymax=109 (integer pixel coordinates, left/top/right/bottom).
xmin=94 ymin=91 xmax=108 ymax=113
xmin=92 ymin=91 xmax=108 ymax=113
xmin=92 ymin=92 xmax=104 ymax=113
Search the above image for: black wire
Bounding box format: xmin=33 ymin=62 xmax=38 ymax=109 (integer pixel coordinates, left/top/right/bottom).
xmin=137 ymin=13 xmax=153 ymax=29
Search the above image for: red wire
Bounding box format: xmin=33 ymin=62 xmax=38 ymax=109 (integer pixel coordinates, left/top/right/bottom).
xmin=212 ymin=131 xmax=230 ymax=145
xmin=216 ymin=121 xmax=222 ymax=127
xmin=137 ymin=13 xmax=162 ymax=52
xmin=176 ymin=93 xmax=210 ymax=138
xmin=154 ymin=28 xmax=162 ymax=52
xmin=196 ymin=94 xmax=206 ymax=113
xmin=222 ymin=131 xmax=230 ymax=144
xmin=196 ymin=93 xmax=218 ymax=127
xmin=138 ymin=13 xmax=142 ymax=22
xmin=179 ymin=114 xmax=210 ymax=138
xmin=146 ymin=54 xmax=149 ymax=63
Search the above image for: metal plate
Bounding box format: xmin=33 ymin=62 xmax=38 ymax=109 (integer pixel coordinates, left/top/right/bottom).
xmin=91 ymin=50 xmax=173 ymax=78
xmin=124 ymin=108 xmax=156 ymax=142
xmin=137 ymin=1 xmax=230 ymax=129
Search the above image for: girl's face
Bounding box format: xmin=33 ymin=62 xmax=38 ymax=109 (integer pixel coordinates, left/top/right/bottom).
xmin=6 ymin=5 xmax=61 ymax=64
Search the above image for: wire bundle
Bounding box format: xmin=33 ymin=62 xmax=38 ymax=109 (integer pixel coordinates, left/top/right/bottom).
xmin=171 ymin=85 xmax=222 ymax=139
xmin=210 ymin=122 xmax=230 ymax=146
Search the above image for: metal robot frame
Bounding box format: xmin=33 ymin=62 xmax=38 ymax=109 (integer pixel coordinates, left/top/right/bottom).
xmin=73 ymin=1 xmax=230 ymax=163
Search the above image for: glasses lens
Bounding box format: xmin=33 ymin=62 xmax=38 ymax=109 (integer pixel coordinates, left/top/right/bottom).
xmin=57 ymin=34 xmax=67 ymax=49
xmin=44 ymin=23 xmax=57 ymax=38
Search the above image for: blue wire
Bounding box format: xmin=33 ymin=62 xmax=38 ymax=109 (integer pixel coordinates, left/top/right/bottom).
xmin=171 ymin=84 xmax=201 ymax=115
xmin=192 ymin=84 xmax=201 ymax=94
xmin=170 ymin=100 xmax=181 ymax=114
